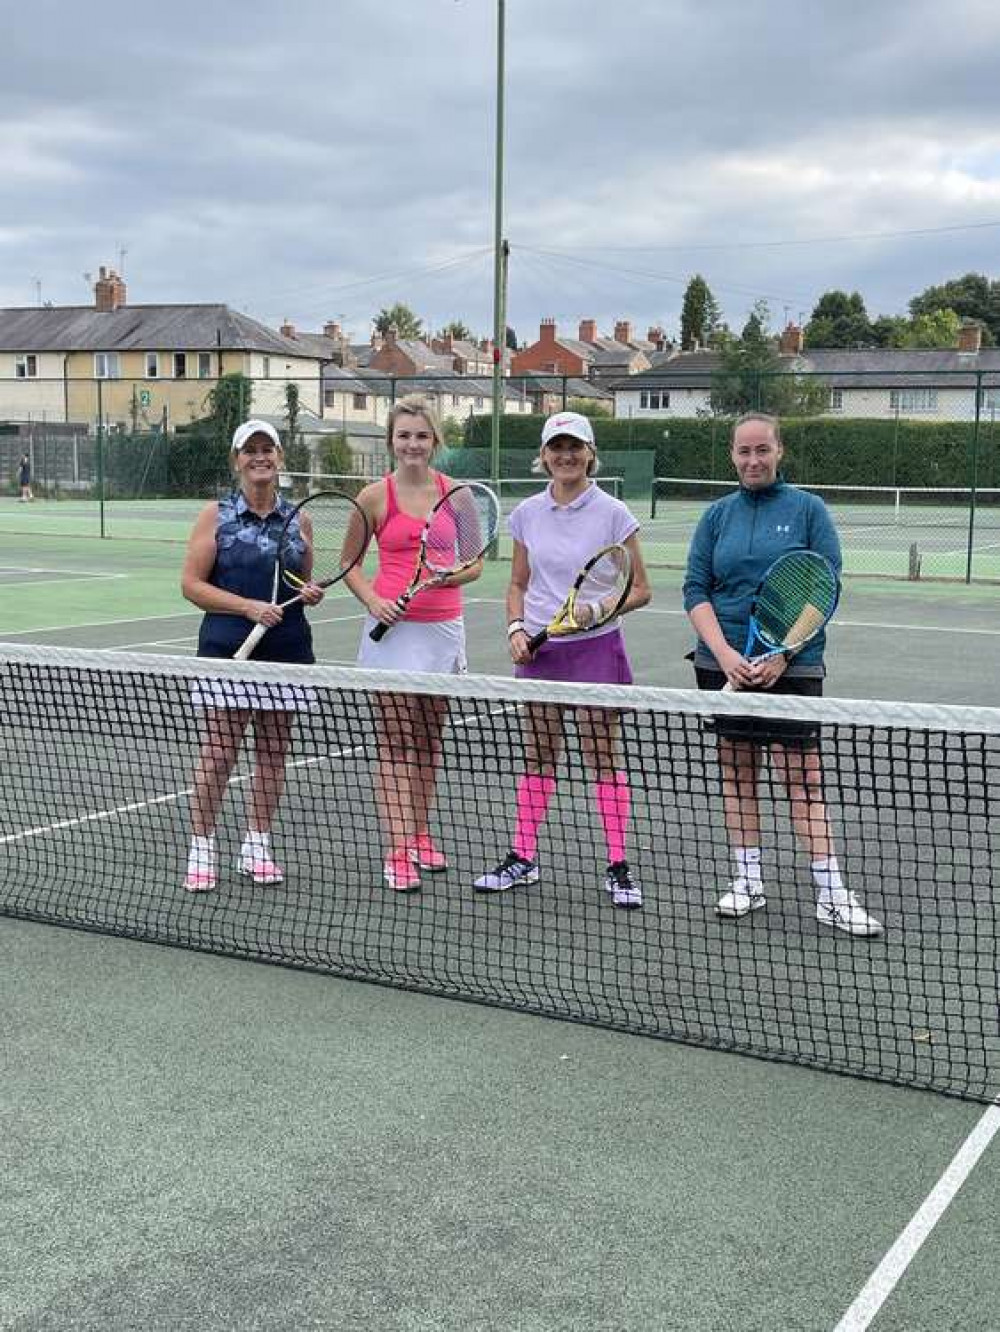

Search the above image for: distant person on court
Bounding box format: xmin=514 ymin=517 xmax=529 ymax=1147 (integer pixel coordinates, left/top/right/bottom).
xmin=180 ymin=419 xmax=324 ymax=893
xmin=18 ymin=453 xmax=33 ymax=502
xmin=344 ymin=395 xmax=484 ymax=893
xmin=474 ymin=411 xmax=651 ymax=908
xmin=682 ymin=411 xmax=882 ymax=936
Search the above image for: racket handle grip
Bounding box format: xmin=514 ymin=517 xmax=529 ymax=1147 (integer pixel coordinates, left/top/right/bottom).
xmin=234 ymin=622 xmax=268 ymax=661
xmin=369 ymin=620 xmax=390 ymax=642
xmin=526 ymin=629 xmax=547 ymax=655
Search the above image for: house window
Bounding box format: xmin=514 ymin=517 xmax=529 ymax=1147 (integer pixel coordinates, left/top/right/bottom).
xmin=639 ymin=390 xmax=669 ymax=410
xmin=173 ymin=353 xmax=187 ymax=379
xmin=15 ymin=354 xmax=38 ymax=378
xmin=262 ymin=356 xmax=271 ymax=378
xmin=145 ymin=353 xmax=159 ymax=379
xmin=475 ymin=396 xmax=484 ymax=409
xmin=889 ymin=388 xmax=938 ymax=413
xmin=829 ymin=388 xmax=843 ymax=411
xmin=94 ymin=352 xmax=121 ymax=379
xmin=323 ymin=388 xmax=336 ymax=409
xmin=198 ymin=353 xmax=212 ymax=379
xmin=452 ymin=394 xmax=461 ymax=407
xmin=353 ymin=393 xmax=368 ymax=410
xmin=979 ymin=388 xmax=1000 ymax=414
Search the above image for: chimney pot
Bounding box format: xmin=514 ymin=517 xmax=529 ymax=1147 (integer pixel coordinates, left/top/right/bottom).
xmin=579 ymin=319 xmax=598 ymax=344
xmin=958 ymin=323 xmax=983 ymax=354
xmin=779 ymin=323 xmax=804 ymax=356
xmin=613 ymin=320 xmax=633 ymax=345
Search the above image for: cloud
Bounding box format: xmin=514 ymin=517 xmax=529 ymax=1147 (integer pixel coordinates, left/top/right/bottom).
xmin=1 ymin=0 xmax=998 ymax=336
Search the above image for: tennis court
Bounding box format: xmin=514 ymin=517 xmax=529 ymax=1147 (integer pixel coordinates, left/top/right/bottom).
xmin=3 ymin=524 xmax=1000 ymax=1331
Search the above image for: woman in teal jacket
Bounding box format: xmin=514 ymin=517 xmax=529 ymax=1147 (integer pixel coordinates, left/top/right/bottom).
xmin=683 ymin=412 xmax=882 ymax=937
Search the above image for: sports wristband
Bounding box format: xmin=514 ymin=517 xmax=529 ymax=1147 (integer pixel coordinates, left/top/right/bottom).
xmin=507 ymin=619 xmax=525 ymax=638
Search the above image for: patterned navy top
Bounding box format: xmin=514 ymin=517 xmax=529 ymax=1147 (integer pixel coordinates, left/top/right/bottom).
xmin=197 ymin=490 xmax=314 ymax=663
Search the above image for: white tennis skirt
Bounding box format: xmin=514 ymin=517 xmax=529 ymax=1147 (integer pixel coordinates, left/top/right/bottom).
xmin=356 ymin=616 xmax=467 ymax=674
xmin=190 ymin=678 xmax=317 ymax=712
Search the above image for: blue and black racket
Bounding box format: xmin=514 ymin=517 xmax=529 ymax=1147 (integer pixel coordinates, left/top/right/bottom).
xmin=723 ymin=549 xmax=840 ymax=692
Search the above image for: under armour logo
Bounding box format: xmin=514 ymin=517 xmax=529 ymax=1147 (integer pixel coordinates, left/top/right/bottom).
xmin=775 ymin=524 xmax=791 ymax=533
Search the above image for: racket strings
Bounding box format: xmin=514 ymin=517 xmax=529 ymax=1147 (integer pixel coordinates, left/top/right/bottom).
xmin=282 ymin=494 xmax=368 ymax=589
xmin=575 ymin=547 xmax=631 ymax=625
xmin=755 ymin=556 xmax=838 ymax=646
xmin=424 ymin=485 xmax=500 ymax=573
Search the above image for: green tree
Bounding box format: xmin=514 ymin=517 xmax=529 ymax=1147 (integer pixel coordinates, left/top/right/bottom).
xmin=505 ymin=325 xmax=518 ymax=351
xmin=204 ymin=372 xmax=253 ymax=448
xmin=317 ymin=430 xmax=353 ymax=477
xmin=283 ymin=382 xmax=309 ymax=473
xmin=870 ymin=314 xmax=909 ymax=347
xmin=439 ymin=320 xmax=473 ymax=342
xmin=711 ymin=301 xmax=827 ymax=417
xmin=441 ymin=416 xmax=465 ymax=447
xmin=679 ymin=274 xmax=721 ymax=350
xmin=803 ymin=290 xmax=874 ymax=348
xmin=375 ymin=303 xmax=423 ymax=339
xmin=910 ymin=272 xmax=1000 ymax=344
xmin=895 ymin=308 xmax=963 ymax=348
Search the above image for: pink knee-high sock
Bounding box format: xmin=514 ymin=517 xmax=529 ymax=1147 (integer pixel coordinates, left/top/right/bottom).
xmin=513 ymin=774 xmax=556 ymax=861
xmin=595 ymin=772 xmax=631 ymax=864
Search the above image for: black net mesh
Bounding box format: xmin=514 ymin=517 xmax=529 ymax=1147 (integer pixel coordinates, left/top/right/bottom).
xmin=1 ymin=645 xmax=997 ymax=1102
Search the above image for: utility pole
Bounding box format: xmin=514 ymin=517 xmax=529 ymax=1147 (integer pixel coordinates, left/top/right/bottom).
xmin=490 ymin=0 xmax=506 ymax=492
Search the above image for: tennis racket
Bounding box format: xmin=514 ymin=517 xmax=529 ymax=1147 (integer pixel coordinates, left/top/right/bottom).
xmin=369 ymin=481 xmax=500 ymax=641
xmin=526 ymin=543 xmax=633 ymax=654
xmin=722 ymin=548 xmax=840 ymax=692
xmin=234 ymin=490 xmax=369 ymax=661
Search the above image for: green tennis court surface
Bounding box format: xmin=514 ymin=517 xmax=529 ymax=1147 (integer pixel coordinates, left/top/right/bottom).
xmin=3 ymin=529 xmax=1000 ymax=1330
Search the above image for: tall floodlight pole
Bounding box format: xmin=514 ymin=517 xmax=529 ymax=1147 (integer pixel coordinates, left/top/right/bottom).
xmin=490 ymin=0 xmax=506 ymax=491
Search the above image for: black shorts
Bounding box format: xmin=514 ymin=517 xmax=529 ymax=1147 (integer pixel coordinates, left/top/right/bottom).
xmin=694 ymin=668 xmax=823 ymax=747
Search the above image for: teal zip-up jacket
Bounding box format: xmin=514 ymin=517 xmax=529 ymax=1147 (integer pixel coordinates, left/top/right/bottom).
xmin=682 ymin=477 xmax=841 ymax=677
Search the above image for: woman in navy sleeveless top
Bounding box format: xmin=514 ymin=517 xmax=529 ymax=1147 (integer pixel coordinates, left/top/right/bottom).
xmin=180 ymin=419 xmax=323 ymax=894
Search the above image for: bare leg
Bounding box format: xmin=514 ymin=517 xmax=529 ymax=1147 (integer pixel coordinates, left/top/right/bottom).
xmin=190 ymin=709 xmax=251 ymax=836
xmin=770 ymin=744 xmax=834 ymax=859
xmin=374 ymin=693 xmax=419 ymax=853
xmin=408 ymin=695 xmax=449 ymax=842
xmin=719 ymin=736 xmax=762 ymax=850
xmin=246 ymin=710 xmax=295 ymax=832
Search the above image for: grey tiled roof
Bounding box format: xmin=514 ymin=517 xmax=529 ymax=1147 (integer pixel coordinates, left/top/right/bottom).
xmin=610 ymin=347 xmax=1000 ymax=392
xmin=0 ymin=303 xmax=317 ymax=357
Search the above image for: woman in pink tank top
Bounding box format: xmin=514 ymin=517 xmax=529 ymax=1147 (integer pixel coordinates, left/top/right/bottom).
xmin=345 ymin=396 xmax=484 ymax=892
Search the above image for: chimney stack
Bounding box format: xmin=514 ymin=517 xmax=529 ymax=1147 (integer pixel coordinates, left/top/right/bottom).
xmin=578 ymin=319 xmax=598 ymax=344
xmin=94 ymin=265 xmax=127 ymax=313
xmin=779 ymin=323 xmax=804 ymax=356
xmin=613 ymin=319 xmax=633 ymax=345
xmin=540 ymin=318 xmax=557 ymax=345
xmin=323 ymin=321 xmax=342 ymax=340
xmin=280 ymin=320 xmax=296 ymax=339
xmin=957 ymin=322 xmax=983 ymax=354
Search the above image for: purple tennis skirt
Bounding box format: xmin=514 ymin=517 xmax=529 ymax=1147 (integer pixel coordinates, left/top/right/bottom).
xmin=515 ymin=628 xmax=634 ymax=685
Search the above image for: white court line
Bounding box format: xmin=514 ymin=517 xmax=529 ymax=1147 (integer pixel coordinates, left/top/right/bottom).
xmin=466 ymin=597 xmax=1000 ymax=637
xmin=1 ymin=698 xmax=508 ymax=847
xmin=834 ymin=1102 xmax=1000 ymax=1331
xmin=110 ymin=610 xmax=368 ymax=653
xmin=0 ymin=610 xmax=203 ymax=636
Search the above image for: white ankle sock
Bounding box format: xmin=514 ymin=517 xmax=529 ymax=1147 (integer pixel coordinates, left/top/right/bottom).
xmin=241 ymin=830 xmax=271 ymax=860
xmin=188 ymin=834 xmax=215 ymax=873
xmin=812 ymin=855 xmax=844 ymax=894
xmin=735 ymin=846 xmax=762 ymax=885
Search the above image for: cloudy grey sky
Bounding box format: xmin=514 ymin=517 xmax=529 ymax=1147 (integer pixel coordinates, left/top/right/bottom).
xmin=3 ymin=0 xmax=1000 ymax=344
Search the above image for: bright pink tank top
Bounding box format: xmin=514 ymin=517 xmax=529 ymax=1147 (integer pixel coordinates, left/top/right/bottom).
xmin=372 ymin=472 xmax=463 ymax=623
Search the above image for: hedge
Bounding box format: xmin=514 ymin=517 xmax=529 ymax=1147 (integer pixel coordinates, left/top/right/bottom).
xmin=465 ymin=414 xmax=1000 ymax=488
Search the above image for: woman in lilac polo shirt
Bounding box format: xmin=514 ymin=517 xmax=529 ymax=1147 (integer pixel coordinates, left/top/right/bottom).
xmin=474 ymin=411 xmax=651 ymax=908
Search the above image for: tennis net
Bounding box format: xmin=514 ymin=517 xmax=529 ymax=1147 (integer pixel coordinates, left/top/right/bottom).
xmin=1 ymin=643 xmax=997 ymax=1102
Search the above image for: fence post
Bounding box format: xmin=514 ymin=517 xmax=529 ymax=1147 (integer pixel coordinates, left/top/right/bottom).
xmin=965 ymin=373 xmax=983 ymax=583
xmin=96 ymin=378 xmax=106 ymax=539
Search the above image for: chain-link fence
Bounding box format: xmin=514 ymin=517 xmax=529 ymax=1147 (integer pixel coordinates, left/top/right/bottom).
xmin=3 ymin=368 xmax=1000 ymax=577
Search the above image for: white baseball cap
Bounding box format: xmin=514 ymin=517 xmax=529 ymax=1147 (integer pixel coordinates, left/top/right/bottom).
xmin=541 ymin=411 xmax=595 ymax=448
xmin=231 ymin=419 xmax=282 ymax=452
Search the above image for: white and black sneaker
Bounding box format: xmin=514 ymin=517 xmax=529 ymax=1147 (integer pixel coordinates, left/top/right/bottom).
xmin=605 ymin=860 xmax=642 ymax=909
xmin=715 ymin=878 xmax=766 ymax=918
xmin=474 ymin=851 xmax=539 ymax=893
xmin=816 ymin=890 xmax=883 ymax=937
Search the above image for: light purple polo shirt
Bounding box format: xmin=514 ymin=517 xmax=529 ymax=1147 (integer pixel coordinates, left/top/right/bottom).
xmin=508 ymin=482 xmax=640 ymax=636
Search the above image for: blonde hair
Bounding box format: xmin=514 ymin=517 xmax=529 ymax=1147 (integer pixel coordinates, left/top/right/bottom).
xmin=385 ymin=394 xmax=444 ymax=455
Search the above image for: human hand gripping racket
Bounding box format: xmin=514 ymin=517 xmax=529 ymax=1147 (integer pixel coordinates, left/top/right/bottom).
xmin=526 ymin=543 xmax=634 ymax=654
xmin=234 ymin=491 xmax=369 ymax=661
xmin=368 ymin=482 xmax=500 ymax=641
xmin=722 ymin=549 xmax=840 ymax=692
